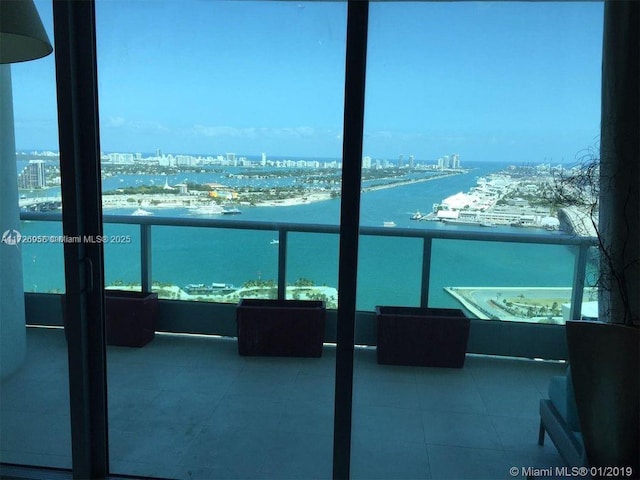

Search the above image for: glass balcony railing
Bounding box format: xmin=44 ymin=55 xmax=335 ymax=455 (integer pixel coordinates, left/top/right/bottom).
xmin=19 ymin=219 xmax=65 ymax=294
xmin=20 ymin=211 xmax=598 ymax=325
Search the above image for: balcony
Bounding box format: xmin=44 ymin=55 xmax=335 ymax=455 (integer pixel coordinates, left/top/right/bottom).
xmin=20 ymin=212 xmax=597 ymax=359
xmin=2 ymin=213 xmax=595 ymax=478
xmin=1 ymin=326 xmax=567 ymax=479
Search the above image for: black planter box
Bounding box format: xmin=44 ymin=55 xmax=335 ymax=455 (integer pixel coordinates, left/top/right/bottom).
xmin=236 ymin=299 xmax=326 ymax=357
xmin=376 ymin=306 xmax=470 ymax=368
xmin=106 ymin=290 xmax=158 ymax=347
xmin=62 ymin=290 xmax=158 ymax=347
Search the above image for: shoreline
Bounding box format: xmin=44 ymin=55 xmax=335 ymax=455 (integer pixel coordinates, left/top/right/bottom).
xmin=96 ymin=170 xmax=466 ymax=210
xmin=231 ymin=171 xmax=465 ymax=208
xmin=107 ymin=284 xmax=338 ymax=309
xmin=361 ymin=172 xmax=463 ymax=193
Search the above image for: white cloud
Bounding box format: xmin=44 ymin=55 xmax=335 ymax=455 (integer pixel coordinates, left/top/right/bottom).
xmin=192 ymin=125 xmax=319 ymax=139
xmin=107 ymin=116 xmax=126 ymax=127
xmin=104 ymin=116 xmax=169 ymax=134
xmin=365 ymin=129 xmax=470 ymax=144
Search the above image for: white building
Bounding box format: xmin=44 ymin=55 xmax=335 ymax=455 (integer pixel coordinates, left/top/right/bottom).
xmin=18 ymin=160 xmax=46 ymax=189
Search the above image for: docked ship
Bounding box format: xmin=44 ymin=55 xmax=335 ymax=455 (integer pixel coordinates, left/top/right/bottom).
xmin=183 ymin=282 xmax=236 ymax=295
xmin=190 ymin=204 xmax=224 ymax=215
xmin=441 ymin=218 xmax=481 ymax=226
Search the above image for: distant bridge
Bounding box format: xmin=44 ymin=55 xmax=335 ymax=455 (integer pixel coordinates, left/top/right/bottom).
xmin=558 ymin=207 xmax=598 ymax=237
xmin=19 ymin=196 xmax=62 ymax=212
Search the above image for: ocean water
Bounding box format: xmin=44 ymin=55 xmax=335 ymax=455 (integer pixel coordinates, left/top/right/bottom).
xmin=19 ymin=161 xmax=579 ymax=312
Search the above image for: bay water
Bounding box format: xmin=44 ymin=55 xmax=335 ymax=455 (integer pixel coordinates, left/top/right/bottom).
xmin=19 ymin=161 xmax=578 ymax=312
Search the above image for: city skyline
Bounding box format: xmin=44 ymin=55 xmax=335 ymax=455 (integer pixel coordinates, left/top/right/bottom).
xmin=12 ymin=1 xmax=603 ymax=163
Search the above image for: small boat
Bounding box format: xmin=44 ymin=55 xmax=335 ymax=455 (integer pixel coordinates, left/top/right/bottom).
xmin=383 ymin=221 xmax=396 ymax=228
xmin=222 ymin=207 xmax=241 ymax=215
xmin=132 ymin=208 xmax=153 ymax=216
xmin=410 ymin=211 xmax=423 ymax=220
xmin=270 ymin=239 xmax=279 ymax=245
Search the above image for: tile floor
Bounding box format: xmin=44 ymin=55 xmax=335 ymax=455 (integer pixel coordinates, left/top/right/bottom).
xmin=1 ymin=327 xmax=568 ymax=479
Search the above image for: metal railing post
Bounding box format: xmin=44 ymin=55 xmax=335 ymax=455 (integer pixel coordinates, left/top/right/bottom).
xmin=420 ymin=237 xmax=433 ymax=308
xmin=277 ymin=228 xmax=287 ymax=300
xmin=140 ymin=223 xmax=152 ymax=294
xmin=569 ymin=243 xmax=589 ymax=321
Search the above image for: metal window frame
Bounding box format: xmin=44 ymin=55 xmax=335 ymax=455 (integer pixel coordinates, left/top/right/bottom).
xmin=333 ymin=2 xmax=369 ymax=479
xmin=53 ymin=0 xmax=109 ymax=478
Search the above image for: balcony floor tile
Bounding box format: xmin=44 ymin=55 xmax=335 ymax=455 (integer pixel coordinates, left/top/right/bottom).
xmin=0 ymin=327 xmax=568 ymax=479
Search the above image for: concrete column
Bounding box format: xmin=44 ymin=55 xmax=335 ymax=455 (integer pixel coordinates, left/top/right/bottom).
xmin=0 ymin=64 xmax=27 ymax=379
xmin=599 ymin=1 xmax=640 ymax=325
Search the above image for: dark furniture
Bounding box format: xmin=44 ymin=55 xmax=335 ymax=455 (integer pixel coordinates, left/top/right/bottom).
xmin=236 ymin=299 xmax=326 ymax=357
xmin=62 ymin=290 xmax=158 ymax=347
xmin=375 ymin=306 xmax=470 ymax=368
xmin=105 ymin=290 xmax=158 ymax=347
xmin=538 ymin=367 xmax=586 ymax=467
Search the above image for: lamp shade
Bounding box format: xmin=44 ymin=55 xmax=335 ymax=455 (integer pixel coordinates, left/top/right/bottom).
xmin=0 ymin=0 xmax=52 ymax=64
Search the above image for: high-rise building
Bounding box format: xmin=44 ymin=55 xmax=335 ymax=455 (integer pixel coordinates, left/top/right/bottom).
xmin=398 ymin=154 xmax=404 ymax=168
xmin=409 ymin=155 xmax=414 ymax=169
xmin=261 ymin=152 xmax=267 ymax=166
xmin=451 ymin=154 xmax=460 ymax=169
xmin=18 ymin=160 xmax=46 ymax=189
xmin=362 ymin=156 xmax=371 ymax=169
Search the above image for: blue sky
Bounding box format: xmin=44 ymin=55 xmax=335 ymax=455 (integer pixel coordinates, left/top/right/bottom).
xmin=12 ymin=1 xmax=603 ymax=163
